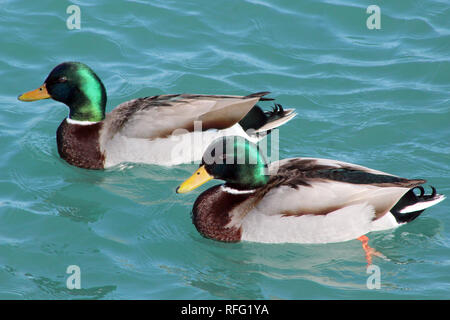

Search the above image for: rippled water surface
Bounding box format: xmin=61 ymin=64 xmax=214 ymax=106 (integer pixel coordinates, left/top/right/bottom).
xmin=0 ymin=0 xmax=449 ymax=299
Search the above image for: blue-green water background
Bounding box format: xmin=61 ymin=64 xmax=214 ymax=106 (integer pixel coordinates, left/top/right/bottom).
xmin=0 ymin=0 xmax=449 ymax=299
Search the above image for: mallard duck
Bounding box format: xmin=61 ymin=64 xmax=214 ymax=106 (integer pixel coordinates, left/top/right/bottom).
xmin=176 ymin=136 xmax=445 ymax=264
xmin=18 ymin=62 xmax=296 ymax=169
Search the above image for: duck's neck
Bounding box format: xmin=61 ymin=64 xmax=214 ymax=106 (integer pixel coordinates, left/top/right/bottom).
xmin=67 ymin=72 xmax=107 ymax=122
xmin=68 ymin=96 xmax=106 ymax=122
xmin=66 ymin=117 xmax=100 ymax=126
xmin=221 ymin=184 xmax=256 ymax=194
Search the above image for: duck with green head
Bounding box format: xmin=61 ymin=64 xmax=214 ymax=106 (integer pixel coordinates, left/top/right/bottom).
xmin=177 ymin=136 xmax=445 ymax=265
xmin=18 ymin=62 xmax=296 ymax=169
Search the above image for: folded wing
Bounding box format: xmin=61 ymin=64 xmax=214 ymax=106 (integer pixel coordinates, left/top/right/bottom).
xmin=262 ymin=157 xmax=426 ymax=220
xmin=102 ymin=93 xmax=269 ymax=141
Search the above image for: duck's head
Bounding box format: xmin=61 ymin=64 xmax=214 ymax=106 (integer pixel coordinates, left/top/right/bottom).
xmin=176 ymin=136 xmax=269 ymax=193
xmin=18 ymin=62 xmax=106 ymax=122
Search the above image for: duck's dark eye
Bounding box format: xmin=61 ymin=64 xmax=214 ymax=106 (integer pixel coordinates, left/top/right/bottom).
xmin=58 ymin=77 xmax=68 ymax=83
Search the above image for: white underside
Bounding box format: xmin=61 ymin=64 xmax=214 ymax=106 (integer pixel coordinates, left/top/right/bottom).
xmin=102 ymin=124 xmax=258 ymax=167
xmin=240 ymin=203 xmax=402 ymax=244
xmin=240 ymin=195 xmax=447 ymax=244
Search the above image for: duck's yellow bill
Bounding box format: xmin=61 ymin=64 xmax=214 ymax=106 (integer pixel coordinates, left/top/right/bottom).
xmin=18 ymin=84 xmax=51 ymax=101
xmin=176 ymin=165 xmax=213 ymax=194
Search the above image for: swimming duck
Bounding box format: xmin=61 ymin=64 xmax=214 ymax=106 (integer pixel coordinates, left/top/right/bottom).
xmin=18 ymin=62 xmax=295 ymax=169
xmin=176 ymin=136 xmax=445 ymax=264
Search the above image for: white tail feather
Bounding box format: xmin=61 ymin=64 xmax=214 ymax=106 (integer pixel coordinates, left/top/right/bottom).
xmin=399 ymin=195 xmax=446 ymax=213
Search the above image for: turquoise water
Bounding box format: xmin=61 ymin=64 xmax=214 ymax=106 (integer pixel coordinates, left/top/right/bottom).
xmin=1 ymin=0 xmax=449 ymax=299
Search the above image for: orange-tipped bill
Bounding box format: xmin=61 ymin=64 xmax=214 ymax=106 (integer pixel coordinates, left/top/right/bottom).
xmin=176 ymin=165 xmax=213 ymax=194
xmin=18 ymin=84 xmax=51 ymax=101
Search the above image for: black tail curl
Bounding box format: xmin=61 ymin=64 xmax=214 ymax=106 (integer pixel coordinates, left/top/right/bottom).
xmin=391 ymin=185 xmax=439 ymax=224
xmin=239 ymin=103 xmax=289 ymax=132
xmin=265 ymin=103 xmax=285 ymax=118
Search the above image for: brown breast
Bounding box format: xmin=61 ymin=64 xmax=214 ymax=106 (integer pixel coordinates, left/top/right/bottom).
xmin=192 ymin=185 xmax=256 ymax=242
xmin=56 ymin=120 xmax=105 ymax=169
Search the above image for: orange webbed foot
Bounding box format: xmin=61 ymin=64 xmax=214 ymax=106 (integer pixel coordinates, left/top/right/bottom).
xmin=357 ymin=235 xmax=386 ymax=267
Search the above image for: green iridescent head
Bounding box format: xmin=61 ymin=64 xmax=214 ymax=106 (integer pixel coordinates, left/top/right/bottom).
xmin=18 ymin=62 xmax=107 ymax=122
xmin=177 ymin=136 xmax=269 ymax=193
